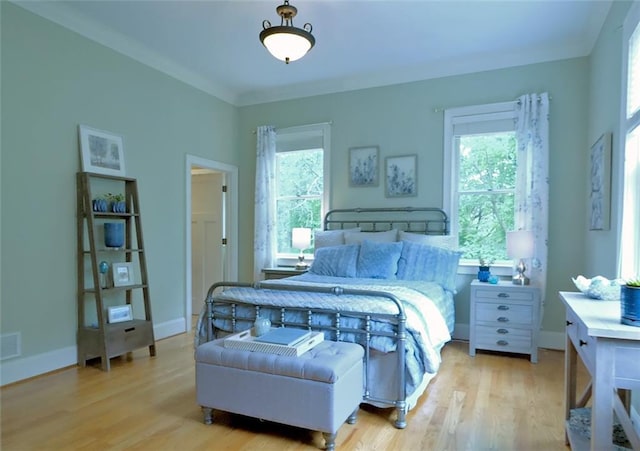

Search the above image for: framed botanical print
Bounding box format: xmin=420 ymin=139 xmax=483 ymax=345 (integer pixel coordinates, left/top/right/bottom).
xmin=385 ymin=154 xmax=417 ymax=197
xmin=349 ymin=146 xmax=379 ymax=187
xmin=589 ymin=133 xmax=611 ymax=230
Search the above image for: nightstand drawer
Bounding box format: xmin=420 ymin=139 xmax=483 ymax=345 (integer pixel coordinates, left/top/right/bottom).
xmin=475 ymin=302 xmax=533 ymax=325
xmin=475 ymin=326 xmax=532 ymax=351
xmin=474 ymin=287 xmax=534 ymax=302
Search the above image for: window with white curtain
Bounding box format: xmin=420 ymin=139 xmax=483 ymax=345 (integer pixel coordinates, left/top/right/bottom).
xmin=443 ymin=102 xmax=518 ymax=270
xmin=275 ymin=124 xmax=330 ymax=264
xmin=620 ymin=3 xmax=640 ymax=279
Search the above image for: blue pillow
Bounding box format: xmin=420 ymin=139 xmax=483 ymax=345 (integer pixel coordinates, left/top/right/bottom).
xmin=309 ymin=244 xmax=359 ymax=277
xmin=396 ymin=240 xmax=462 ymax=292
xmin=357 ymin=240 xmax=403 ymax=279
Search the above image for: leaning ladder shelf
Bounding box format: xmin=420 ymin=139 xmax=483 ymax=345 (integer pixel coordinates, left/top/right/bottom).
xmin=76 ymin=172 xmax=156 ymax=371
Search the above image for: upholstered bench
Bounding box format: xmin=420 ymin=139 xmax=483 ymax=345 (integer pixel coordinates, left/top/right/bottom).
xmin=195 ymin=337 xmax=364 ymax=450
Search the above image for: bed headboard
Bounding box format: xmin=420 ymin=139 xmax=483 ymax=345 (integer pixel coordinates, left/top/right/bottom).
xmin=323 ymin=207 xmax=449 ymax=235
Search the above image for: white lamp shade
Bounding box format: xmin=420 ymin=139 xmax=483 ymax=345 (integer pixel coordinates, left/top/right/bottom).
xmin=506 ymin=230 xmax=535 ymax=259
xmin=262 ymin=30 xmax=312 ymax=62
xmin=292 ymin=227 xmax=311 ymax=250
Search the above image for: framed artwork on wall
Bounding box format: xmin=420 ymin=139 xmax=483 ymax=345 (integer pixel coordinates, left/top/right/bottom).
xmin=589 ymin=132 xmax=612 ymax=231
xmin=385 ymin=154 xmax=417 ymax=197
xmin=349 ymin=146 xmax=379 ymax=187
xmin=78 ymin=124 xmax=126 ymax=176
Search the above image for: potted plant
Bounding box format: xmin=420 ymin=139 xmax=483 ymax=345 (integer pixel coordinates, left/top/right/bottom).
xmin=621 ymin=278 xmax=640 ymax=327
xmin=478 ymin=257 xmax=493 ymax=282
xmin=106 ymin=193 xmax=126 ymax=213
xmin=92 ymin=195 xmax=109 ymax=212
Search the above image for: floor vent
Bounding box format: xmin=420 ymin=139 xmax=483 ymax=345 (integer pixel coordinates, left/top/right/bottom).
xmin=1 ymin=332 xmax=21 ymax=360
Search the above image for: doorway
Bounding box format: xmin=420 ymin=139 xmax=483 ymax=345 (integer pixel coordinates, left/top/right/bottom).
xmin=185 ymin=155 xmax=238 ymax=331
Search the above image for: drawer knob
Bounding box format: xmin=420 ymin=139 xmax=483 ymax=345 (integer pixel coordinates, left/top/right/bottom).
xmin=497 ymin=305 xmax=510 ymax=311
xmin=497 ymin=328 xmax=509 ymax=334
xmin=496 ymin=340 xmax=509 ymax=346
xmin=498 ymin=293 xmax=510 ymax=298
xmin=579 ymin=339 xmax=587 ymax=347
xmin=566 ymin=320 xmax=573 ymax=326
xmin=497 ymin=317 xmax=509 ymax=322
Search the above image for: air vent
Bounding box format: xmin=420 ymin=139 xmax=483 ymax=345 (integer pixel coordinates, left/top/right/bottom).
xmin=1 ymin=332 xmax=21 ymax=360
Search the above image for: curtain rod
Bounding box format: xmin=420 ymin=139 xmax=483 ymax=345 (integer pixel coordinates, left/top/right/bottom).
xmin=432 ymin=95 xmax=552 ymax=113
xmin=251 ymin=120 xmax=333 ymax=134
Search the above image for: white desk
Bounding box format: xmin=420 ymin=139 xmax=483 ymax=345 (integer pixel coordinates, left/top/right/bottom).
xmin=560 ymin=291 xmax=640 ymax=451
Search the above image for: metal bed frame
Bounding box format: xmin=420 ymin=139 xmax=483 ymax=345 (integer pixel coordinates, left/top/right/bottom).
xmin=201 ymin=207 xmax=449 ymax=429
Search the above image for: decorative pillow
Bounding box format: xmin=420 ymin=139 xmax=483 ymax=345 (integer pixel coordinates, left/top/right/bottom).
xmin=344 ymin=229 xmax=398 ymax=245
xmin=398 ymin=230 xmax=458 ymax=250
xmin=309 ymin=244 xmax=359 ymax=277
xmin=356 ymin=240 xmax=403 ymax=279
xmin=396 ymin=240 xmax=462 ymax=293
xmin=314 ymin=228 xmax=361 ymax=250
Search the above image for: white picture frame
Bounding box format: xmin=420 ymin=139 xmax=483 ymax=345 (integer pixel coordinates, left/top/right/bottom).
xmin=107 ymin=305 xmax=133 ymax=323
xmin=78 ymin=124 xmax=126 ymax=176
xmin=349 ymin=146 xmax=379 ymax=187
xmin=112 ymin=262 xmax=135 ymax=287
xmin=589 ymin=132 xmax=611 ymax=231
xmin=385 ymin=154 xmax=417 ymax=197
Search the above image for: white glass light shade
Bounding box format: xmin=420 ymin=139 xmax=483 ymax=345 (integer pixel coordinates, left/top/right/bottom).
xmin=261 ymin=27 xmax=313 ymax=63
xmin=506 ymin=230 xmax=535 ymax=259
xmin=292 ymin=227 xmax=311 ymax=250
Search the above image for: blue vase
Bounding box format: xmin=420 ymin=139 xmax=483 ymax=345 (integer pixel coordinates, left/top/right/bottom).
xmin=478 ymin=266 xmax=491 ymax=282
xmin=104 ymin=223 xmax=124 ymax=248
xmin=621 ymin=286 xmax=640 ymax=327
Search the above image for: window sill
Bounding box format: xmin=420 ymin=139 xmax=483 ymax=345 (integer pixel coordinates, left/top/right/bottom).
xmin=457 ymin=263 xmax=512 ymax=277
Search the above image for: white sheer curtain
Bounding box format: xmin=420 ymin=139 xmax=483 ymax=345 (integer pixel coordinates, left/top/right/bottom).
xmin=254 ymin=125 xmax=277 ymax=281
xmin=515 ymin=93 xmax=550 ymax=300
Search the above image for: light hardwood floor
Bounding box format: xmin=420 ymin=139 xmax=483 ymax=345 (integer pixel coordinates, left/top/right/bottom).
xmin=1 ymin=326 xmax=581 ymax=450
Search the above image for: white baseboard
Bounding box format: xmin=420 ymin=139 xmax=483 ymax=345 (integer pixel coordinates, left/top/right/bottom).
xmin=452 ymin=323 xmax=566 ymax=351
xmin=0 ymin=317 xmax=187 ymax=387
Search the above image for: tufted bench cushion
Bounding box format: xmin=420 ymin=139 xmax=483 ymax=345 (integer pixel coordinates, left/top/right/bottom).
xmin=195 ymin=337 xmax=364 ymax=450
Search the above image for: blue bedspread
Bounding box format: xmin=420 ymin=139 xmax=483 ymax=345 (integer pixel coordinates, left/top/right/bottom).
xmin=205 ymin=274 xmax=452 ymax=392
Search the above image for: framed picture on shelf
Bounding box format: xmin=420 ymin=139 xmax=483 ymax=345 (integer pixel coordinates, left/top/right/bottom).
xmin=385 ymin=154 xmax=417 ymax=197
xmin=349 ymin=146 xmax=379 ymax=187
xmin=112 ymin=262 xmax=135 ymax=287
xmin=589 ymin=132 xmax=611 ymax=231
xmin=107 ymin=305 xmax=133 ymax=323
xmin=78 ymin=124 xmax=126 ymax=176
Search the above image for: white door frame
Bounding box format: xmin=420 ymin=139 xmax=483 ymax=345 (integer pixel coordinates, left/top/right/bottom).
xmin=185 ymin=155 xmax=238 ymax=330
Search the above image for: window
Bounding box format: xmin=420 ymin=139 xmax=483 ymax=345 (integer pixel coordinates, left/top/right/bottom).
xmin=444 ymin=102 xmax=518 ymax=268
xmin=275 ymin=124 xmax=330 ymax=262
xmin=619 ymin=3 xmax=640 ymax=279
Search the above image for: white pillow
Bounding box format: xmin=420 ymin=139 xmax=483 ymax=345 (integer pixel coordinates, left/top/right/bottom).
xmin=314 ymin=228 xmax=361 ymax=250
xmin=398 ymin=230 xmax=458 ymax=250
xmin=344 ymin=229 xmax=398 ymax=244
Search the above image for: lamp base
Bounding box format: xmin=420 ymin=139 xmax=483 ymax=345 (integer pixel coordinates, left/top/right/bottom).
xmin=512 ymin=273 xmax=530 ymax=285
xmin=295 ymin=263 xmax=309 ymax=270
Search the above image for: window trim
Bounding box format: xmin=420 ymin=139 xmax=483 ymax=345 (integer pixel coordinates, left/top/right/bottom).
xmin=443 ymin=101 xmax=517 ymax=274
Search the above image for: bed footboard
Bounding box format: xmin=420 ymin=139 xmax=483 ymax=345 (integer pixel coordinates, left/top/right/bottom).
xmin=200 ymin=281 xmax=410 ymax=429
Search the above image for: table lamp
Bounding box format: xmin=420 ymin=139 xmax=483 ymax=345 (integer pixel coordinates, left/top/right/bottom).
xmin=292 ymin=227 xmax=311 ymax=270
xmin=506 ymin=230 xmax=534 ymax=285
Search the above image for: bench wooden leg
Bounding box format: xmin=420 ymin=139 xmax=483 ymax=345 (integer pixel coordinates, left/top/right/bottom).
xmin=323 ymin=432 xmax=336 ymax=451
xmin=202 ymin=407 xmax=213 ymax=425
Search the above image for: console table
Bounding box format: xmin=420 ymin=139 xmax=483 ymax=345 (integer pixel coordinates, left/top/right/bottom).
xmin=560 ymin=291 xmax=640 ymax=450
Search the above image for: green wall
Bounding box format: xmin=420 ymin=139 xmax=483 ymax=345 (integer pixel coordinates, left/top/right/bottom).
xmin=238 ymin=58 xmax=590 ymax=341
xmin=1 ymin=2 xmax=241 ymax=378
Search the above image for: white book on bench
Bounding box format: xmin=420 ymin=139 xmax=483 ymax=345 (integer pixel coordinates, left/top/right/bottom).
xmin=254 ymin=328 xmax=312 ymax=347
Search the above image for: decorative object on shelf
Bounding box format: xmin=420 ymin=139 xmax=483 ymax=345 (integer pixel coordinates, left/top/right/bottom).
xmin=385 ymin=154 xmax=417 ymax=197
xmin=621 ymin=278 xmax=640 ymax=327
xmin=106 ymin=193 xmax=126 ymax=213
xmin=349 ymin=146 xmax=379 ymax=187
xmin=506 ymin=230 xmax=534 ymax=285
xmin=488 ymin=275 xmax=499 ymax=284
xmin=292 ymin=227 xmax=311 ymax=270
xmin=254 ymin=316 xmax=272 ymax=337
xmin=572 ymin=275 xmax=623 ymax=301
xmin=589 ymin=132 xmax=612 ymax=231
xmin=78 ymin=124 xmax=126 ymax=176
xmin=92 ymin=197 xmax=108 ymax=212
xmin=112 ymin=262 xmax=134 ymax=287
xmin=104 ymin=222 xmax=124 ymax=248
xmin=99 ymin=261 xmax=110 ymax=288
xmin=260 ymin=0 xmax=314 ymax=64
xmin=477 ymin=257 xmax=493 ymax=282
xmin=107 ymin=305 xmax=133 ymax=324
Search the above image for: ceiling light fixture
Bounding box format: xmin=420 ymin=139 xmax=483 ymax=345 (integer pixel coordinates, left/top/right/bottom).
xmin=260 ymin=0 xmax=315 ymax=64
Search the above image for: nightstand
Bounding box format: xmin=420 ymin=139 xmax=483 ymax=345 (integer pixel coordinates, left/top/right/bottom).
xmin=469 ymin=279 xmax=541 ymax=363
xmin=261 ymin=267 xmax=308 ymax=280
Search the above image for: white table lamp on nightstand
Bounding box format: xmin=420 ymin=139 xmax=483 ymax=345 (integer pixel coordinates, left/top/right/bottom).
xmin=507 ymin=230 xmax=534 ymax=285
xmin=292 ymin=227 xmax=311 ymax=270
